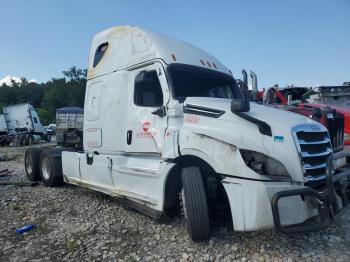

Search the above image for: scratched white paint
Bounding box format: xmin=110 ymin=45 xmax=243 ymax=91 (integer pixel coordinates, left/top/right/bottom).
xmin=62 ymin=25 xmax=329 ymax=232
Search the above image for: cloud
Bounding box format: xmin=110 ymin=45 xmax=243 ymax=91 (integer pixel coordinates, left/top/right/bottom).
xmin=0 ymin=76 xmax=38 ymax=86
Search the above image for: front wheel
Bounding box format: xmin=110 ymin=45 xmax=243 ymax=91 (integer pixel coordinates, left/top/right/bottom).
xmin=181 ymin=166 xmax=211 ymax=241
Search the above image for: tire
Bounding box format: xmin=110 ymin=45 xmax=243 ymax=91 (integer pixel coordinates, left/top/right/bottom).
xmin=28 ymin=135 xmax=33 ymax=145
xmin=24 ymin=147 xmax=42 ymax=181
xmin=24 ymin=134 xmax=31 ymax=146
xmin=14 ymin=135 xmax=20 ymax=147
xmin=181 ymin=166 xmax=210 ymax=241
xmin=19 ymin=135 xmax=25 ymax=147
xmin=39 ymin=149 xmax=63 ymax=187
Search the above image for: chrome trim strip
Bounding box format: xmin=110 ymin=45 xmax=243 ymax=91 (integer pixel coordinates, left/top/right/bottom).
xmin=304 ymin=163 xmax=327 ymax=170
xmin=305 ymin=175 xmax=326 ymax=182
xmin=292 ymin=124 xmax=328 ymax=133
xmin=298 ymin=138 xmax=330 ymax=145
xmin=302 ymin=149 xmax=332 ymax=158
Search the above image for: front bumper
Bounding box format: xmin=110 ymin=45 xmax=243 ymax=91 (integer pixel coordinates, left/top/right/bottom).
xmin=271 ymin=153 xmax=350 ymax=233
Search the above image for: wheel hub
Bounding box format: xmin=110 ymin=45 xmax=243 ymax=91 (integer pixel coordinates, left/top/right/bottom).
xmin=41 ymin=157 xmax=51 ymax=180
xmin=25 ymin=155 xmax=32 ymax=174
xmin=181 ymin=189 xmax=188 ymax=219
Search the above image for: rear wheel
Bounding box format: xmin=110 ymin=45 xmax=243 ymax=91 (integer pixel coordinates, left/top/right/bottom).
xmin=14 ymin=135 xmax=20 ymax=146
xmin=28 ymin=135 xmax=33 ymax=145
xmin=24 ymin=148 xmax=42 ymax=181
xmin=24 ymin=134 xmax=32 ymax=146
xmin=181 ymin=166 xmax=211 ymax=241
xmin=19 ymin=135 xmax=25 ymax=147
xmin=39 ymin=149 xmax=63 ymax=187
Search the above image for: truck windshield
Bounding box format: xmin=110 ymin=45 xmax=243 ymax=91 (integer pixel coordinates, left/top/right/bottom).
xmin=167 ymin=64 xmax=243 ymax=101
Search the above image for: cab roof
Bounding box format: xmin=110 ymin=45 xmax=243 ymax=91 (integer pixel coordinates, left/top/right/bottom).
xmin=87 ymin=25 xmax=231 ymax=80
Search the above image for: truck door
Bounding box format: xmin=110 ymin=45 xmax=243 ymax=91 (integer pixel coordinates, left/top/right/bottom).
xmin=125 ymin=63 xmax=170 ymax=154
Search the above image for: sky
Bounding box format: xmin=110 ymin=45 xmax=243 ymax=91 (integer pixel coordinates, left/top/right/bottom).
xmin=0 ymin=0 xmax=349 ymax=88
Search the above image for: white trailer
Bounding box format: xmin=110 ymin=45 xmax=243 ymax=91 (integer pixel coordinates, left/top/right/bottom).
xmin=0 ymin=103 xmax=49 ymax=146
xmin=24 ymin=26 xmax=350 ymax=240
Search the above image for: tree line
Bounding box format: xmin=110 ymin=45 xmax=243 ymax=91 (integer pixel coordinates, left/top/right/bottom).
xmin=0 ymin=67 xmax=86 ymax=125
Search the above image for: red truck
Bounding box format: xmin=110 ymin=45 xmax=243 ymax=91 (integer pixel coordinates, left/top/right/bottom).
xmin=260 ymin=86 xmax=350 ymax=147
xmin=236 ymin=71 xmax=349 ymax=150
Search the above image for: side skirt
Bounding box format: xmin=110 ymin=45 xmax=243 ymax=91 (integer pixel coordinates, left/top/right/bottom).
xmin=118 ymin=196 xmax=163 ymax=219
xmin=64 ymin=175 xmax=163 ymax=219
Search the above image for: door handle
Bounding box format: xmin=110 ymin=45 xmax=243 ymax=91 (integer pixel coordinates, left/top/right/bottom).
xmin=127 ymin=130 xmax=132 ymax=145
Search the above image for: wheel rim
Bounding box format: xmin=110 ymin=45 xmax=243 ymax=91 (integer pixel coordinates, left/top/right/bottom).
xmin=41 ymin=157 xmax=51 ymax=180
xmin=25 ymin=154 xmax=33 ymax=174
xmin=181 ymin=189 xmax=188 ymax=219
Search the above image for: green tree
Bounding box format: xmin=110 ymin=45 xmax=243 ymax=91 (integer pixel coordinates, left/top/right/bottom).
xmin=63 ymin=66 xmax=87 ymax=81
xmin=0 ymin=66 xmax=87 ymax=125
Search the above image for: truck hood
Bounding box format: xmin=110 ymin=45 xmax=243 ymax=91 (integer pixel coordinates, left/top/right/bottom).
xmin=182 ymin=97 xmax=324 ymax=182
xmin=184 ymin=97 xmax=317 ymax=132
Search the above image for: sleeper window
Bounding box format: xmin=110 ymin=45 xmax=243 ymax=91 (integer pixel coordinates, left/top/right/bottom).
xmin=134 ymin=70 xmax=163 ymax=107
xmin=93 ymin=42 xmax=108 ymax=67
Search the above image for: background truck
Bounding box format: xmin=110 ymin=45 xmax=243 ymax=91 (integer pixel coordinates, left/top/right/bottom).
xmin=0 ymin=103 xmax=50 ymax=146
xmin=236 ymin=73 xmax=350 ymax=148
xmin=55 ymin=107 xmax=84 ymax=148
xmin=24 ymin=26 xmax=350 ymax=241
xmin=310 ymin=84 xmax=350 ymax=108
xmin=0 ymin=114 xmax=7 ymax=136
xmin=258 ymin=85 xmax=350 ymax=146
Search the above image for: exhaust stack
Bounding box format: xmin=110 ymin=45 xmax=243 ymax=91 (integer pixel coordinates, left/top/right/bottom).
xmin=250 ymin=71 xmax=258 ymax=91
xmin=242 ymin=69 xmax=248 ymax=88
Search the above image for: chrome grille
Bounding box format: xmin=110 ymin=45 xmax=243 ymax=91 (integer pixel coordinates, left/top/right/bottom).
xmin=293 ymin=124 xmax=332 ymax=184
xmin=325 ymin=111 xmax=344 ymax=152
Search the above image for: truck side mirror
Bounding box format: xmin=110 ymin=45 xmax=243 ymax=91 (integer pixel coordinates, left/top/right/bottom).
xmin=152 ymin=105 xmax=166 ymax=117
xmin=231 ymin=99 xmax=250 ymax=113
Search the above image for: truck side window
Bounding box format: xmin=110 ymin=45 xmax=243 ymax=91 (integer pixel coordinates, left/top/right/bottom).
xmin=134 ymin=70 xmax=163 ymax=107
xmin=33 ymin=117 xmax=38 ymax=123
xmin=93 ymin=42 xmax=108 ymax=67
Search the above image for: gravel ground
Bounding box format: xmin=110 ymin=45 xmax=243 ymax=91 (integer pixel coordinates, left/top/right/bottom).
xmin=1 ymin=145 xmax=350 ymax=262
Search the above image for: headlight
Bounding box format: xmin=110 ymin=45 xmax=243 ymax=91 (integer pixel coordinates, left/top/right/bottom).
xmin=240 ymin=149 xmax=289 ymax=177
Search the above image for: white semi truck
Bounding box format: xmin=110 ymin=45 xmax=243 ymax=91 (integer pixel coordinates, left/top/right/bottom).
xmin=25 ymin=26 xmax=350 ymax=240
xmin=0 ymin=114 xmax=7 ymax=135
xmin=0 ymin=103 xmax=50 ymax=146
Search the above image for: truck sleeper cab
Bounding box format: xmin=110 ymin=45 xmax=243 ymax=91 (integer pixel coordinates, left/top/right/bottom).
xmin=25 ymin=26 xmax=350 ymax=241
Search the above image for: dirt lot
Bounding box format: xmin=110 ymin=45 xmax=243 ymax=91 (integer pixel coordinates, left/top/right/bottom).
xmin=1 ymin=145 xmax=350 ymax=262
